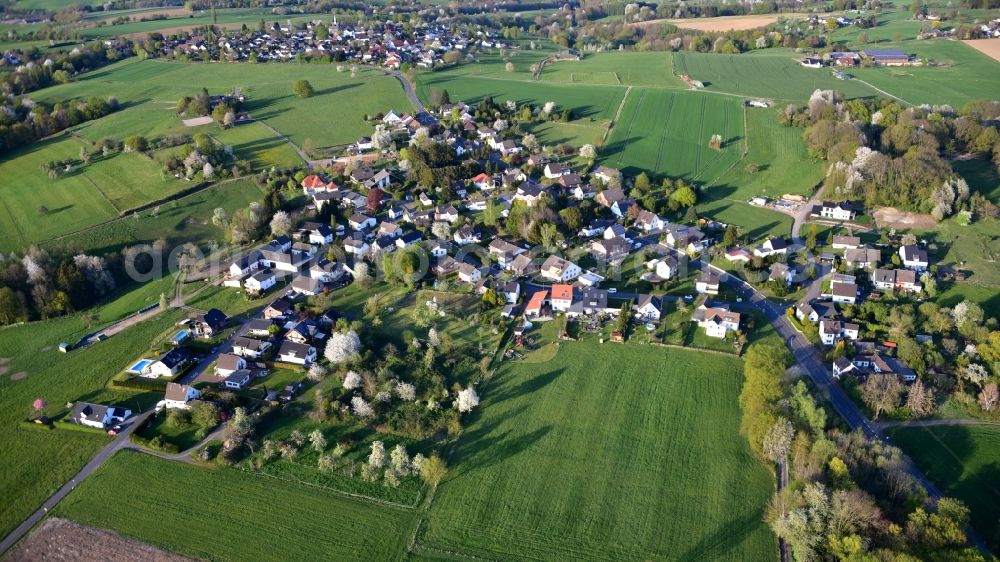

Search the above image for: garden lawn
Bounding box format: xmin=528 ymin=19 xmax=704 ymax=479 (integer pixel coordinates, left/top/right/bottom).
xmin=418 ymin=343 xmax=776 ymax=561
xmin=886 ymin=425 xmax=1000 ymax=552
xmin=698 ymin=199 xmax=793 ymax=241
xmin=601 ymin=88 xmax=744 ymax=181
xmin=54 ymin=450 xmax=417 ymax=561
xmin=0 ymin=309 xmax=183 ymax=539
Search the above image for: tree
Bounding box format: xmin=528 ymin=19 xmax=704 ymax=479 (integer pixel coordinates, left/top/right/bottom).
xmin=906 ymin=379 xmax=935 ymax=418
xmin=351 ymin=395 xmax=373 ymax=418
xmin=420 ymin=454 xmax=447 ymax=486
xmin=191 ymin=402 xmax=219 ymax=430
xmin=559 ymin=207 xmax=583 ymax=232
xmin=395 ymin=381 xmax=416 ymax=401
xmin=709 ymin=133 xmax=723 ymax=150
xmin=292 ymin=79 xmax=315 ymax=98
xmin=722 ymin=224 xmax=739 ymax=248
xmin=372 ymin=124 xmax=392 ymax=150
xmin=366 ymin=187 xmax=386 ymax=214
xmin=861 ymin=375 xmax=904 ymax=419
xmin=962 ymin=363 xmax=989 ymax=387
xmin=309 ymin=429 xmax=327 ymax=452
xmin=368 ymin=440 xmax=386 ymax=469
xmin=343 ymin=370 xmax=362 ymax=390
xmin=579 ymin=144 xmax=597 ymax=160
xmin=325 ymin=331 xmax=361 ymax=364
xmin=762 ymin=417 xmax=794 ymax=463
xmin=353 ymin=263 xmax=371 ymax=287
xmin=979 ymin=382 xmax=999 ymax=412
xmin=390 ymin=444 xmax=410 ymax=475
xmin=269 ymin=211 xmax=291 ymax=236
xmin=457 ymin=387 xmax=479 ymax=412
xmin=740 ymin=344 xmax=789 ymax=456
xmin=307 ymin=363 xmax=327 ymax=381
xmin=805 ymin=224 xmax=817 ymax=251
xmin=671 ymin=185 xmax=697 ymax=207
xmin=224 ymin=407 xmax=253 ymax=445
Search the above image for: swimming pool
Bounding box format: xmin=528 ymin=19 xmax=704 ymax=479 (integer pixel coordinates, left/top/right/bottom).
xmin=127 ymin=359 xmax=154 ymax=374
xmin=171 ymin=329 xmax=191 ymax=344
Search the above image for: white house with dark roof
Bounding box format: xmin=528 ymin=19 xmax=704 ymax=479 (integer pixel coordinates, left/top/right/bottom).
xmin=692 ymin=303 xmax=740 ymax=338
xmin=819 ymin=319 xmax=860 ymax=345
xmin=898 ymin=245 xmax=929 ymax=271
xmin=164 ymin=383 xmax=201 ymax=410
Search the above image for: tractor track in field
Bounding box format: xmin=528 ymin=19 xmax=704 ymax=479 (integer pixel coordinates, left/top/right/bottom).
xmin=695 ymin=96 xmax=707 ymax=174
xmin=615 ymin=88 xmax=647 ymax=166
xmin=653 ymin=92 xmax=676 ymax=172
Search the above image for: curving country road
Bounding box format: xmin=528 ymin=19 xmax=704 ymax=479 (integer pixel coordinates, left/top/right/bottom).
xmin=384 ymin=69 xmax=426 ymax=114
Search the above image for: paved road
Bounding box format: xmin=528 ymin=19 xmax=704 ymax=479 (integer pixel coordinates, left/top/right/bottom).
xmin=873 ymin=418 xmax=1000 ymax=431
xmin=385 ymin=70 xmax=426 ymax=114
xmin=0 ymin=410 xmax=152 ymax=556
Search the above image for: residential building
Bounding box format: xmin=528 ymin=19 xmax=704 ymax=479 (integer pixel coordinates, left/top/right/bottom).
xmin=819 ymin=319 xmax=860 ymax=345
xmin=232 ymin=336 xmax=272 ymax=359
xmin=145 ymin=347 xmax=192 ymax=378
xmin=899 ymin=245 xmax=929 ymax=271
xmin=277 ymin=341 xmax=317 ymax=366
xmin=69 ymin=402 xmax=131 ymax=429
xmin=223 ymin=369 xmax=253 ymax=390
xmin=193 ymin=309 xmax=227 ymax=338
xmin=696 ymin=271 xmax=720 ymax=295
xmin=634 ymin=294 xmax=662 ymax=322
xmin=458 ymin=263 xmax=482 ymax=283
xmin=692 ymin=303 xmax=741 ymax=338
xmin=754 ymin=237 xmax=788 ymax=258
xmin=844 ymin=248 xmax=880 ymax=269
xmin=215 ymin=354 xmax=247 ymax=377
xmin=831 ymin=235 xmax=861 ymax=249
xmin=540 ymin=256 xmax=582 ymax=282
xmin=872 ymin=268 xmax=921 ymax=292
xmin=550 ymin=284 xmax=573 ymax=312
xmin=163 ymin=383 xmax=201 ymax=410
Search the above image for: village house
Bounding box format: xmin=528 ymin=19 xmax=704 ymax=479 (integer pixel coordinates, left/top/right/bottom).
xmin=872 ymin=268 xmax=922 ymax=292
xmin=145 ymin=347 xmax=193 ymax=378
xmin=223 ymin=369 xmax=253 ymax=390
xmin=344 ymin=238 xmax=370 ymax=256
xmin=550 ymin=284 xmax=573 ymax=312
xmin=595 ymin=188 xmax=633 ymax=218
xmin=664 ymin=225 xmax=708 ymax=253
xmin=229 ymin=251 xmax=265 ymax=277
xmin=246 ymin=318 xmax=278 ymax=337
xmin=540 ymin=256 xmax=582 ymax=282
xmin=796 ymin=301 xmax=837 ymax=323
xmin=349 ymin=213 xmax=377 ymax=231
xmin=216 ymin=354 xmax=247 ymax=377
xmin=193 ymin=308 xmax=227 ymax=338
xmin=69 ymin=402 xmax=132 ymax=429
xmin=833 ymin=352 xmax=917 ymax=382
xmin=507 ymin=253 xmax=537 ymax=277
xmin=232 ymin=336 xmax=272 ymax=359
xmin=812 ymin=201 xmax=857 ymax=221
xmin=524 ymin=289 xmax=548 ymax=319
xmin=453 ymin=225 xmax=481 ymax=245
xmin=898 ymin=245 xmax=929 ymax=271
xmin=395 ymin=231 xmax=423 ymax=249
xmin=592 ymin=166 xmax=621 ymax=185
xmin=691 ymin=302 xmax=740 ymax=338
xmin=277 ymin=341 xmax=317 ymax=366
xmin=543 ymin=162 xmax=568 ymax=179
xmin=566 ymin=288 xmax=612 ymax=317
xmin=725 ymin=248 xmax=753 ymax=263
xmin=634 ymin=294 xmax=662 ymax=322
xmin=245 ymin=270 xmax=277 ymax=294
xmin=163 ymin=383 xmax=201 ymax=410
xmin=831 ymin=236 xmax=861 ymax=250
xmin=489 ymin=239 xmax=525 ymax=267
xmin=844 ymin=248 xmax=881 ymax=269
xmin=754 ymin=237 xmax=788 ymax=258
xmin=819 ymin=319 xmax=860 ymax=345
xmin=592 ymin=237 xmax=631 ymax=262
xmin=634 ymin=210 xmax=667 ymax=232
xmin=290 ymin=275 xmax=323 ymax=297
xmin=696 ymin=271 xmax=721 ymax=295
xmin=458 ymin=263 xmax=482 ymax=284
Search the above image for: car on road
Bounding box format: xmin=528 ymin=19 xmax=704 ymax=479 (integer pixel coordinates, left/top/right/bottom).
xmin=608 ymin=288 xmax=617 ymax=294
xmin=683 ymin=294 xmax=694 ymax=301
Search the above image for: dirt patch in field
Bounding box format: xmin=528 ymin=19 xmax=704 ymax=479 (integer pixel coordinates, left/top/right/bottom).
xmin=963 ymin=39 xmax=1000 ymax=63
xmin=0 ymin=365 xmax=8 ymax=377
xmin=182 ymin=116 xmax=214 ymax=127
xmin=629 ymin=13 xmax=807 ymax=31
xmin=10 ymin=371 xmax=27 ymax=380
xmin=8 ymin=518 xmax=194 ymax=562
xmin=873 ymin=207 xmax=937 ymax=230
xmin=40 ymin=345 xmax=52 ymax=352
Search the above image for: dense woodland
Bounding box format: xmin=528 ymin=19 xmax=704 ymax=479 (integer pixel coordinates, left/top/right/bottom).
xmin=0 ymin=95 xmax=117 ymax=156
xmin=788 ymin=94 xmax=1000 ymax=219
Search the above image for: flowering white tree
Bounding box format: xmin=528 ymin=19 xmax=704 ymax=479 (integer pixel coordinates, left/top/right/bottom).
xmin=368 ymin=440 xmax=386 ymax=468
xmin=375 ymin=390 xmax=391 ymax=403
xmin=431 ymin=221 xmax=450 ymax=240
xmin=306 ymin=363 xmax=328 ymax=382
xmin=342 ymin=370 xmax=362 ymax=390
xmin=325 ymin=331 xmax=361 ymax=364
xmin=372 ymin=124 xmax=392 ymax=150
xmin=952 ymin=301 xmax=984 ymax=330
xmin=411 ymin=453 xmax=427 ymax=473
xmin=457 ymin=387 xmax=480 ymax=412
xmin=427 ymin=327 xmax=441 ymax=348
xmin=309 ymin=429 xmax=327 ymax=452
xmin=351 ymin=395 xmax=373 ymax=418
xmin=542 ymin=101 xmax=556 ymax=115
xmin=493 ymin=119 xmax=508 ymax=132
xmin=390 ymin=444 xmax=410 ymax=475
xmin=579 ymin=144 xmax=597 ymax=160
xmin=963 ymin=364 xmax=989 ymax=387
xmin=522 ymin=134 xmax=538 ymax=152
xmin=395 ymin=381 xmax=416 ymax=401
xmin=202 ymin=162 xmax=215 ymax=179
xmin=270 ymin=211 xmax=291 ymax=236
xmin=74 ymin=254 xmax=116 ymax=295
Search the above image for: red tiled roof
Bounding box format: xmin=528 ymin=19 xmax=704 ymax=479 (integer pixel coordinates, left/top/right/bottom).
xmin=526 ymin=290 xmax=548 ymax=311
xmin=551 ymin=284 xmax=573 ymax=301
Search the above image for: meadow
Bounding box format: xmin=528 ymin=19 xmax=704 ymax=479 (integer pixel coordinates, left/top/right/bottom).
xmin=54 ymin=450 xmax=417 ymax=562
xmin=0 ymin=134 xmax=187 ymax=252
xmin=0 ymin=308 xmax=184 ymax=540
xmin=601 ymin=88 xmax=744 ymax=181
xmin=887 ymin=425 xmax=1000 ymax=552
xmin=417 ymin=343 xmax=777 ymax=561
xmin=672 ymin=50 xmax=876 ymax=101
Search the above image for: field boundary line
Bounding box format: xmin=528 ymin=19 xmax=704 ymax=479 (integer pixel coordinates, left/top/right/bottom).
xmin=695 ymin=96 xmax=706 ymax=175
xmin=851 ymin=77 xmax=912 ymax=106
xmin=602 ymin=86 xmax=632 ymax=145
xmin=614 ymin=88 xmax=646 ymax=166
xmin=0 ymin=197 xmax=27 ymax=249
xmin=654 ymin=92 xmax=676 ymax=172
xmin=81 ymin=174 xmax=122 ymax=215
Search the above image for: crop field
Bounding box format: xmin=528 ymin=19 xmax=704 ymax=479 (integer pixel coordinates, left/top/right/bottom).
xmin=711 ymin=108 xmax=825 ymax=201
xmin=673 ymin=50 xmax=876 ymax=101
xmin=601 ymin=88 xmax=744 ymax=180
xmin=417 ymin=343 xmax=776 ymax=561
xmin=887 ymin=425 xmax=1000 ymax=552
xmin=0 ymin=135 xmax=188 ymax=252
xmin=54 ymin=450 xmax=417 ymax=561
xmin=0 ymin=309 xmax=184 ymax=540
xmin=522 ymin=119 xmax=606 ymax=148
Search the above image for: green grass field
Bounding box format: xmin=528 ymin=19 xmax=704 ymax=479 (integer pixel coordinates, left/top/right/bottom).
xmin=54 ymin=450 xmax=417 ymax=561
xmin=0 ymin=134 xmax=188 ymax=251
xmin=211 ymin=122 xmax=304 ymax=169
xmin=601 ymin=88 xmax=745 ymax=181
xmin=887 ymin=425 xmax=1000 ymax=552
xmin=711 ymin=108 xmax=824 ymax=201
xmin=41 ymin=179 xmax=264 ymax=257
xmin=418 ymin=343 xmax=776 ymax=561
xmin=673 ymin=50 xmax=876 ymax=101
xmin=0 ymin=309 xmax=184 ymax=540
xmin=538 ymin=51 xmax=687 ymax=88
